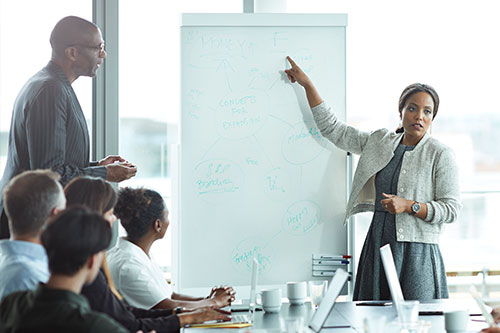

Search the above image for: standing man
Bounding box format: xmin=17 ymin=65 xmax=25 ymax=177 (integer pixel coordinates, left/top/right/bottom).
xmin=0 ymin=16 xmax=137 ymax=239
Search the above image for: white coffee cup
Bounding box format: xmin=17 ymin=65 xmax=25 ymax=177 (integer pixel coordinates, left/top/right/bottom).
xmin=287 ymin=281 xmax=307 ymax=305
xmin=261 ymin=288 xmax=282 ymax=313
xmin=363 ymin=316 xmax=386 ymax=333
xmin=444 ymin=310 xmax=469 ymax=333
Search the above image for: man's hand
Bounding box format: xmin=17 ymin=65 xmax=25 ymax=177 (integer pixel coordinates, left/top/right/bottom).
xmin=97 ymin=155 xmax=126 ymax=166
xmin=492 ymin=307 xmax=500 ymax=323
xmin=208 ymin=285 xmax=236 ymax=308
xmin=177 ymin=307 xmax=231 ymax=327
xmin=105 ymin=162 xmax=137 ymax=182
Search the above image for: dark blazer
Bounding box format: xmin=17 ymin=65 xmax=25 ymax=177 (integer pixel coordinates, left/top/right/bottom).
xmin=0 ymin=61 xmax=107 ymax=238
xmin=81 ymin=269 xmax=181 ymax=332
xmin=0 ymin=284 xmax=128 ymax=332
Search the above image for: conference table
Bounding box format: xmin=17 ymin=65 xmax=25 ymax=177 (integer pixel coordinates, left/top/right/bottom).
xmin=183 ymin=299 xmax=490 ymax=332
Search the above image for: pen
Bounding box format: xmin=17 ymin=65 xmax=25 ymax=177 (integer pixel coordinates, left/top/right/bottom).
xmin=314 ymin=260 xmax=350 ymax=265
xmin=314 ymin=255 xmax=352 ymax=259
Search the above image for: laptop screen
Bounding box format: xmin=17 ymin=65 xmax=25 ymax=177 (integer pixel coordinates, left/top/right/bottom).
xmin=308 ymin=269 xmax=349 ymax=332
xmin=248 ymin=258 xmax=258 ymax=312
xmin=380 ymin=244 xmax=404 ymax=316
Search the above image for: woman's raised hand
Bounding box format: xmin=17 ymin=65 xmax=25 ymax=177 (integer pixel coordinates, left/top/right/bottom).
xmin=284 ymin=56 xmax=312 ymax=88
xmin=284 ymin=56 xmax=323 ymax=108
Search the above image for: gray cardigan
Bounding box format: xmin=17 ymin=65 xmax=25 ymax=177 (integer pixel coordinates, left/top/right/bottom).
xmin=312 ymin=102 xmax=462 ymax=244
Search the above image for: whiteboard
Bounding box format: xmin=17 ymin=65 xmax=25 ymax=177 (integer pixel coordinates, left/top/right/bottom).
xmin=177 ymin=14 xmax=348 ymax=290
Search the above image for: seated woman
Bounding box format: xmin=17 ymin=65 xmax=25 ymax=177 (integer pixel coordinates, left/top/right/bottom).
xmin=108 ymin=187 xmax=235 ymax=310
xmin=64 ymin=177 xmax=230 ymax=332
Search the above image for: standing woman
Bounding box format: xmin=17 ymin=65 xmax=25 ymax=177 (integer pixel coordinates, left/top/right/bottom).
xmin=285 ymin=57 xmax=462 ymax=301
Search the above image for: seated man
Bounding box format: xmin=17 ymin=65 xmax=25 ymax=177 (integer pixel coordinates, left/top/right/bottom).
xmin=0 ymin=207 xmax=127 ymax=332
xmin=0 ymin=170 xmax=66 ymax=300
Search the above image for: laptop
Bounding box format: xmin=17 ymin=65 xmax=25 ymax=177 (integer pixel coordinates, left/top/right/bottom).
xmin=380 ymin=244 xmax=446 ymax=315
xmin=306 ymin=269 xmax=355 ymax=332
xmin=230 ymin=257 xmax=260 ymax=312
xmin=469 ymin=285 xmax=496 ymax=327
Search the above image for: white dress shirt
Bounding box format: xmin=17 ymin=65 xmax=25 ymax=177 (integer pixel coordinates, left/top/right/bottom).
xmin=107 ymin=238 xmax=172 ymax=309
xmin=0 ymin=240 xmax=49 ymax=301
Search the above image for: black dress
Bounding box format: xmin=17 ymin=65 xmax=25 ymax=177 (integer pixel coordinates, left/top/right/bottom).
xmin=353 ymin=144 xmax=449 ymax=301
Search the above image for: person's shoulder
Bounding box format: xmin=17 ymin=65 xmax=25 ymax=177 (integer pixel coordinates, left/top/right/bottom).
xmin=109 ymin=240 xmax=147 ymax=265
xmin=107 ymin=245 xmax=141 ymax=268
xmin=34 ymin=77 xmax=68 ymax=98
xmin=424 ymin=136 xmax=454 ymax=154
xmin=81 ymin=269 xmax=107 ymax=296
xmin=0 ymin=289 xmax=31 ymax=313
xmin=0 ymin=260 xmax=47 ymax=293
xmin=24 ymin=67 xmax=67 ymax=93
xmin=369 ymin=128 xmax=400 ymax=142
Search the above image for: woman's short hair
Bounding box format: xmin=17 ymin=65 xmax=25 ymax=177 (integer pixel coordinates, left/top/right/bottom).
xmin=41 ymin=206 xmax=111 ymax=275
xmin=114 ymin=187 xmax=165 ymax=241
xmin=64 ymin=176 xmax=117 ymax=215
xmin=398 ymin=83 xmax=440 ymax=120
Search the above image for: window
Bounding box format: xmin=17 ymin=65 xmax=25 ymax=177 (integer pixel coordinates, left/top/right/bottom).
xmin=0 ymin=1 xmax=93 ymax=174
xmin=287 ymin=0 xmax=500 ymax=289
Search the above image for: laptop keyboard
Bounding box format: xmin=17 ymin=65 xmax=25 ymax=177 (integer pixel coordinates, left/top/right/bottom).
xmin=230 ymin=314 xmax=250 ymax=323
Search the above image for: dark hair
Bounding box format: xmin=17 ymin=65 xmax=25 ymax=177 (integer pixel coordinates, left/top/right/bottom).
xmin=41 ymin=206 xmax=111 ymax=275
xmin=114 ymin=187 xmax=165 ymax=241
xmin=50 ymin=16 xmax=98 ymax=56
xmin=64 ymin=177 xmax=117 ymax=215
xmin=3 ymin=170 xmax=64 ymax=236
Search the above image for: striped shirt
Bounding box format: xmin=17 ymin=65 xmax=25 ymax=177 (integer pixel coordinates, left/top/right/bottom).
xmin=0 ymin=61 xmax=107 ymax=238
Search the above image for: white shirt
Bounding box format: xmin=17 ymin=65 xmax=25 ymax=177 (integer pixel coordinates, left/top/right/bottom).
xmin=107 ymin=238 xmax=172 ymax=309
xmin=0 ymin=240 xmax=49 ymax=301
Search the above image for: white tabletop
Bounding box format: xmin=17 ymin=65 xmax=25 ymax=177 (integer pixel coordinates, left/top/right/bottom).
xmin=183 ymin=300 xmax=490 ymax=332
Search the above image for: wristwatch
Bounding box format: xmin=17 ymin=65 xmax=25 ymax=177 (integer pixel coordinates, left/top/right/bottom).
xmin=173 ymin=306 xmax=183 ymax=314
xmin=410 ymin=201 xmax=421 ymax=215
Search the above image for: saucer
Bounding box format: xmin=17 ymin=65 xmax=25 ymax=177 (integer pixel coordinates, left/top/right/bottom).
xmin=263 ymin=305 xmax=281 ymax=313
xmin=289 ymin=298 xmax=307 ymax=305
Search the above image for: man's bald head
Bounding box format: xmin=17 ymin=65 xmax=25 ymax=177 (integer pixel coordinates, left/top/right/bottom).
xmin=50 ymin=16 xmax=98 ymax=58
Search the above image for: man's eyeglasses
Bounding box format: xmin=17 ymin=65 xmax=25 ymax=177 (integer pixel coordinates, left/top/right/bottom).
xmin=70 ymin=42 xmax=105 ymax=54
